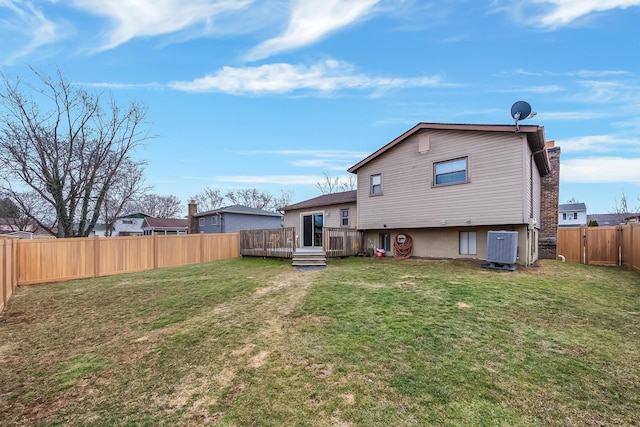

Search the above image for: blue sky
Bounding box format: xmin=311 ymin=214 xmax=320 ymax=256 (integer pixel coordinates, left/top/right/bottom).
xmin=1 ymin=0 xmax=639 ymax=214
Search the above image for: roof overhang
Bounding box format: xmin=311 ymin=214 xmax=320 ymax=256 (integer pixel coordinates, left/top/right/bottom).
xmin=347 ymin=122 xmax=551 ymax=176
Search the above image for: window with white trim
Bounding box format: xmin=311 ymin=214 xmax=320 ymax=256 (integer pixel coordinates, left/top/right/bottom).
xmin=340 ymin=208 xmax=349 ymax=226
xmin=211 ymin=216 xmax=219 ymax=226
xmin=371 ymin=174 xmax=382 ymax=195
xmin=434 ymin=157 xmax=468 ymax=185
xmin=459 ymin=231 xmax=477 ymax=255
xmin=199 ymin=218 xmax=205 ymax=227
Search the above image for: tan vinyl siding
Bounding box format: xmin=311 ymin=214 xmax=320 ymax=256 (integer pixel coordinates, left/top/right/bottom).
xmin=356 ymin=129 xmax=534 ymax=229
xmin=283 ymin=202 xmax=357 ymax=233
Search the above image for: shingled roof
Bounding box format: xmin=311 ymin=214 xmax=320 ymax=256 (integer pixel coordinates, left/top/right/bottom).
xmin=194 ymin=205 xmax=281 ymax=218
xmin=143 ymin=217 xmax=188 ymax=229
xmin=282 ymin=190 xmax=357 ymax=211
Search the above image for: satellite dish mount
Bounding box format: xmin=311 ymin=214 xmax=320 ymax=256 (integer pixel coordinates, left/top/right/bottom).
xmin=510 ymin=101 xmax=537 ymax=132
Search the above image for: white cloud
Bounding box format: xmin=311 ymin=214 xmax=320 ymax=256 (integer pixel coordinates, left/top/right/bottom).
xmin=561 ymin=157 xmax=640 ymax=183
xmin=555 ymin=135 xmax=640 ymax=153
xmin=244 ymin=0 xmax=380 ymax=61
xmin=539 ymin=111 xmax=606 ymax=121
xmin=531 ymin=0 xmax=640 ymax=27
xmin=168 ymin=59 xmax=445 ymax=94
xmin=495 ymin=85 xmax=563 ymax=94
xmin=0 ymin=0 xmax=65 ymax=64
xmin=70 ymin=0 xmax=252 ymax=51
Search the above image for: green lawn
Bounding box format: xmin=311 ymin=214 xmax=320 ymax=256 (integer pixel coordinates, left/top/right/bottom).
xmin=1 ymin=258 xmax=639 ymax=426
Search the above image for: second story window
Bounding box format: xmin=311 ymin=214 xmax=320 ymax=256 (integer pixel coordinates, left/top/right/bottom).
xmin=341 ymin=208 xmax=349 ymax=226
xmin=211 ymin=216 xmax=219 ymax=226
xmin=199 ymin=218 xmax=205 ymax=227
xmin=434 ymin=157 xmax=468 ymax=185
xmin=371 ymin=174 xmax=382 ymax=195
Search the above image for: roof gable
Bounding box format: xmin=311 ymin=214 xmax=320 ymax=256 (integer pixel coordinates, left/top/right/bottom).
xmin=347 ymin=122 xmax=550 ymax=177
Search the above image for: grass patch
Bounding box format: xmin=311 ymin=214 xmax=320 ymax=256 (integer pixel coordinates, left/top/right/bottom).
xmin=1 ymin=257 xmax=639 ymax=425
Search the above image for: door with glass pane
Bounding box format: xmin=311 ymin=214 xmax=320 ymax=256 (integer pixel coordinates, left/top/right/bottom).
xmin=302 ymin=213 xmax=323 ymax=247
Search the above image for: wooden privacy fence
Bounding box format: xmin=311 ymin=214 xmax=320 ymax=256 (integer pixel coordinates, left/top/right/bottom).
xmin=16 ymin=233 xmax=240 ymax=286
xmin=557 ymin=224 xmax=640 ymax=270
xmin=1 ymin=237 xmax=19 ymax=313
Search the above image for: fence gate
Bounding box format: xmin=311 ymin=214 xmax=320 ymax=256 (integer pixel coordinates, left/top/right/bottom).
xmin=557 ymin=226 xmax=620 ymax=266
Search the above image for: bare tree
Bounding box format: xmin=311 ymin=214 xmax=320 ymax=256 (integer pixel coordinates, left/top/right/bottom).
xmin=271 ymin=190 xmax=293 ymax=213
xmin=225 ymin=188 xmax=292 ymax=212
xmin=9 ymin=191 xmax=56 ymax=233
xmin=0 ymin=68 xmax=152 ymax=237
xmin=101 ymin=159 xmax=150 ymax=236
xmin=315 ymin=172 xmax=357 ymax=194
xmin=133 ymin=194 xmax=183 ymax=218
xmin=192 ymin=187 xmax=224 ymax=212
xmin=610 ymin=191 xmax=638 ymax=223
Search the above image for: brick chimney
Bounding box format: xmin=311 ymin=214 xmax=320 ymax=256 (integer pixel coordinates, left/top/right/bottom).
xmin=539 ymin=142 xmax=560 ymax=259
xmin=188 ymin=199 xmax=198 ymax=234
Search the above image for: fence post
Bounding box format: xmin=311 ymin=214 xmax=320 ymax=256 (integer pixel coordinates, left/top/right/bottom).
xmin=200 ymin=231 xmax=204 ymax=263
xmin=153 ymin=233 xmax=158 ymax=270
xmin=94 ymin=234 xmax=100 ymax=278
xmin=581 ymin=226 xmax=587 ymax=265
xmin=1 ymin=238 xmax=6 ymax=309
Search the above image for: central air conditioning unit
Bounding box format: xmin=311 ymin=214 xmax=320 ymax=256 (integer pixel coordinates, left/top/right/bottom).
xmin=482 ymin=230 xmax=518 ymax=271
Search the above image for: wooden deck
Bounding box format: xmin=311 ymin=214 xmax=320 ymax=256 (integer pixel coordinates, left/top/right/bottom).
xmin=240 ymin=227 xmax=363 ymax=259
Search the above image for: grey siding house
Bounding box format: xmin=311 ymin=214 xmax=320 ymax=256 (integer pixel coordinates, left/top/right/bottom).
xmin=191 ymin=205 xmax=283 ymax=234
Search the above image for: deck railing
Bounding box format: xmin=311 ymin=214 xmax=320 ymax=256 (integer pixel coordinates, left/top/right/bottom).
xmin=239 ymin=227 xmax=364 ymax=259
xmin=239 ymin=227 xmax=296 ymax=258
xmin=323 ymin=227 xmax=363 ymax=258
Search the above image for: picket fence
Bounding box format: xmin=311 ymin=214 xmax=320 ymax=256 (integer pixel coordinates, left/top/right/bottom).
xmin=0 ymin=233 xmax=240 ymax=312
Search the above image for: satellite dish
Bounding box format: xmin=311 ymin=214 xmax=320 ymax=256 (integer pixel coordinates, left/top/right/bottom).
xmin=510 ymin=100 xmax=537 ymax=132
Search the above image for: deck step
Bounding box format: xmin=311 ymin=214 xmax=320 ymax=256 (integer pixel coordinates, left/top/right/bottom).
xmin=292 ymin=250 xmax=327 ymax=267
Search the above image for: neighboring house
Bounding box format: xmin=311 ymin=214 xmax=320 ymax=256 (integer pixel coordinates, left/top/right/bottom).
xmin=558 ymin=203 xmax=587 ymax=227
xmin=282 ymin=191 xmax=357 ymax=248
xmin=0 ymin=217 xmax=37 ymax=233
xmin=111 ymin=213 xmax=149 ymax=236
xmin=0 ymin=217 xmax=54 ymax=239
xmin=587 ymin=212 xmax=640 ymax=226
xmin=1 ymin=230 xmax=56 ymax=239
xmin=89 ymin=223 xmax=107 ymax=237
xmin=142 ymin=217 xmax=189 ymax=235
xmin=283 ymin=122 xmax=560 ymax=266
xmin=189 ymin=204 xmax=283 ymax=234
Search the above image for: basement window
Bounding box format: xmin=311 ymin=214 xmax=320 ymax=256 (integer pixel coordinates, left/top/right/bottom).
xmin=459 ymin=231 xmax=477 ymax=255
